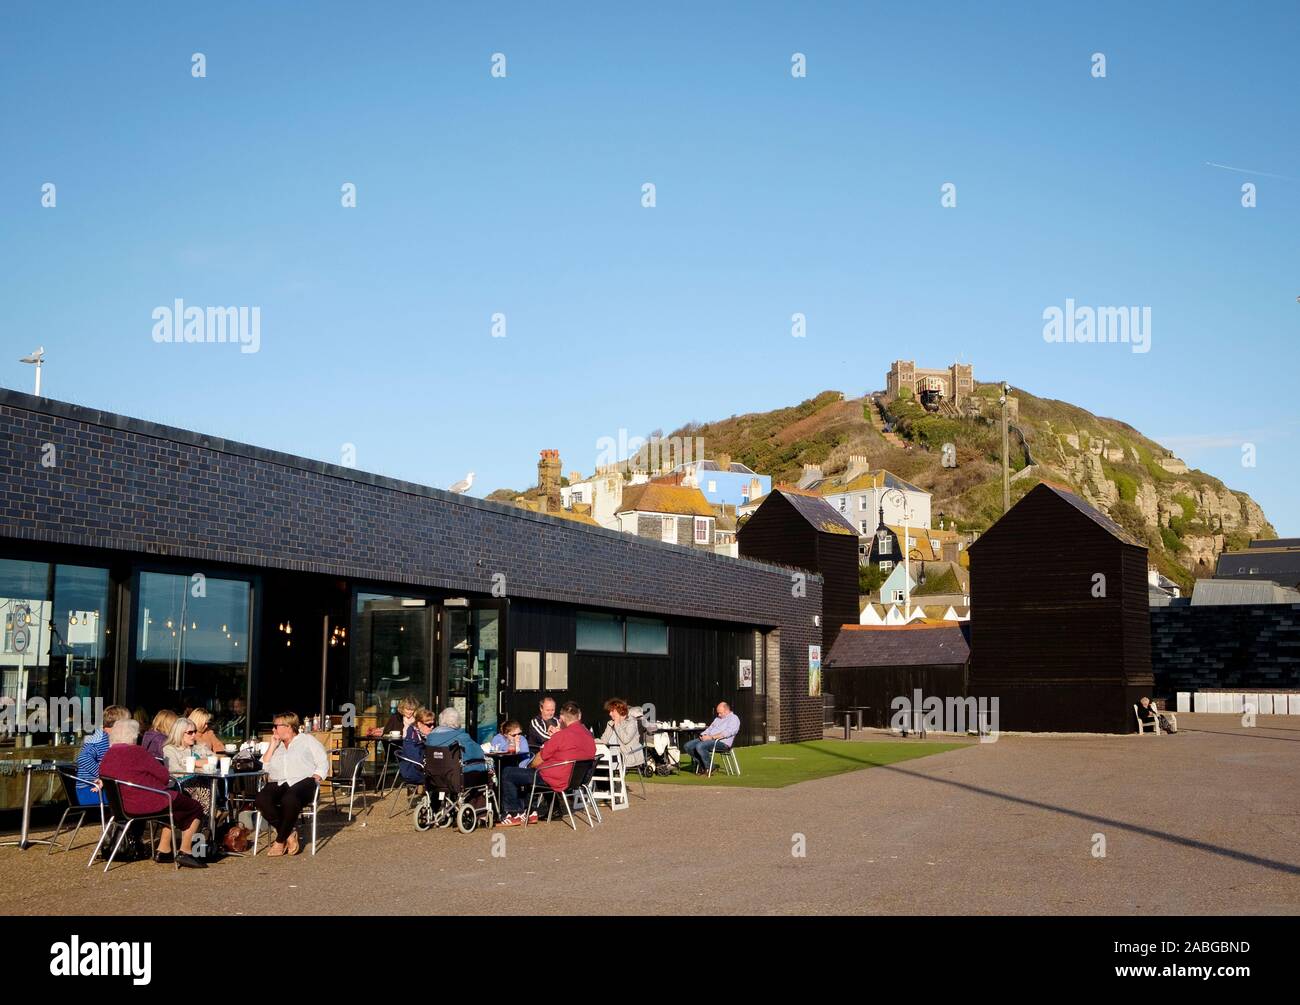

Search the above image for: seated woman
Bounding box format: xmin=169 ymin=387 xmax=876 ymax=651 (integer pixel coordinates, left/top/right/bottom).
xmin=489 ymin=720 xmax=529 ymax=754
xmin=398 ymin=707 xmax=436 ymax=786
xmin=162 ymin=717 xmax=220 ymax=825
xmin=101 ymin=719 xmax=207 ymax=868
xmin=189 ymin=708 xmax=226 ymax=757
xmin=381 ymin=697 xmax=420 ymax=737
xmin=600 ymin=698 xmax=646 ymax=771
xmin=1136 ymin=696 xmax=1158 ymax=726
xmin=142 ymin=709 xmax=178 ymax=760
xmin=424 ymin=707 xmax=489 ymax=780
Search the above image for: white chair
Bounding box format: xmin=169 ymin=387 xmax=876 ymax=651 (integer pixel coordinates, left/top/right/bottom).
xmin=253 ymin=781 xmax=320 ymax=856
xmin=706 ymin=743 xmax=741 ymax=777
xmin=591 ymin=744 xmax=630 ymax=811
xmin=1134 ymin=704 xmax=1161 ymax=735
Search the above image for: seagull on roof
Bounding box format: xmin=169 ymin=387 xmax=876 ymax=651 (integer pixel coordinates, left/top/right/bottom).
xmin=448 ymin=472 xmax=475 ymax=494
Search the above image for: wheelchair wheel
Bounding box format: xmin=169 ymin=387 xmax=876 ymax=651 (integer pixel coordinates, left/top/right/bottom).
xmin=414 ymin=800 xmax=433 ymax=831
xmin=456 ymin=803 xmax=477 ymax=834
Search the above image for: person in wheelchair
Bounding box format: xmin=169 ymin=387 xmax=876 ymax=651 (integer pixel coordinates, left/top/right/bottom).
xmin=413 ymin=707 xmax=495 ymax=832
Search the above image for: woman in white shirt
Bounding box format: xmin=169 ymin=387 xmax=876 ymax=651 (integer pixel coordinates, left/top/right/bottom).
xmin=256 ymin=712 xmax=329 ymax=857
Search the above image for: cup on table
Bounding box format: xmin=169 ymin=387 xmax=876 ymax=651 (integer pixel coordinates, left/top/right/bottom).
xmin=219 ymin=756 xmax=231 ymax=776
xmin=184 ymin=754 xmax=196 ymax=772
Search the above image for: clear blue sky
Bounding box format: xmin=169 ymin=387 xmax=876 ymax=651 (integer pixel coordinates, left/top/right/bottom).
xmin=2 ymin=1 xmax=1297 ymax=532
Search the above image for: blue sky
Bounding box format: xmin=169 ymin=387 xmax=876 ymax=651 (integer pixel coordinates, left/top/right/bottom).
xmin=2 ymin=1 xmax=1297 ymax=532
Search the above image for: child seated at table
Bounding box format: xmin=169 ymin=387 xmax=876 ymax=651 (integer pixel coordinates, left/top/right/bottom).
xmin=489 ymin=720 xmax=529 ymax=754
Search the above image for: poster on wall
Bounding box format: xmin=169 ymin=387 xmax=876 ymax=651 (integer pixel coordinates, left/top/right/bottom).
xmin=738 ymin=658 xmax=753 ymax=688
xmin=808 ymin=644 xmax=822 ymax=697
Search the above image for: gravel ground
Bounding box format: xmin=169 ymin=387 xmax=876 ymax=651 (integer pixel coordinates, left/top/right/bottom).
xmin=2 ymin=713 xmax=1296 ymax=915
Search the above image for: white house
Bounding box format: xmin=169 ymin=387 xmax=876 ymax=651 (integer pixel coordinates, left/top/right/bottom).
xmin=806 ymin=456 xmax=932 ymax=532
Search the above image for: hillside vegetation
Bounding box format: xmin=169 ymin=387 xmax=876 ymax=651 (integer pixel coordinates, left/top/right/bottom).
xmin=665 ymin=385 xmax=1274 ymax=591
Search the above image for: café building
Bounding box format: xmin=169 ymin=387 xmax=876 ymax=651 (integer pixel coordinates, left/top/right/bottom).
xmin=0 ymin=390 xmax=823 ymax=809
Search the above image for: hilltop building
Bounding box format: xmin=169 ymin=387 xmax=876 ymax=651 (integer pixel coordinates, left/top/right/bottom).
xmin=885 ymin=360 xmax=975 ymax=410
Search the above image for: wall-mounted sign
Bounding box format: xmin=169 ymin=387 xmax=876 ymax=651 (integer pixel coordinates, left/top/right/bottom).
xmin=808 ymin=644 xmax=821 ymax=697
xmin=738 ymin=658 xmax=753 ymax=689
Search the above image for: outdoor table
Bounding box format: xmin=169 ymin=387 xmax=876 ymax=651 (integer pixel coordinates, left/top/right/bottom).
xmin=850 ymin=706 xmax=872 ymax=729
xmin=170 ymin=768 xmax=267 ymax=841
xmin=485 ymin=750 xmax=527 ymax=810
xmin=0 ymin=760 xmax=61 ymax=850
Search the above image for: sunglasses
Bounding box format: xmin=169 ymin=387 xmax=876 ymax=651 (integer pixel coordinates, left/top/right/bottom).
xmin=184 ymin=729 xmax=197 ymax=735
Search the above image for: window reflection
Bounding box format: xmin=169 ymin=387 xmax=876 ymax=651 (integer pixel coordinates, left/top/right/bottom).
xmin=134 ymin=572 xmax=249 ymax=730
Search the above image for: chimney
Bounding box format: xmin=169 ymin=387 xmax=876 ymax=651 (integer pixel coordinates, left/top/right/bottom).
xmin=537 ymin=450 xmax=562 ymax=513
xmin=715 ymin=452 xmax=732 ymax=471
xmin=796 ymin=464 xmax=823 ymax=489
xmin=568 ymin=471 xmax=582 ymax=485
xmin=844 ymin=455 xmax=870 ymax=482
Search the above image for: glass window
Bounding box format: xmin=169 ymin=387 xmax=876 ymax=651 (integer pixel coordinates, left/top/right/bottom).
xmin=135 ymin=572 xmax=249 ymax=730
xmin=2 ymin=559 xmax=114 ymax=773
xmin=661 ymin=517 xmax=677 ymax=544
xmin=694 ymin=517 xmax=709 ymax=544
xmin=878 ymin=531 xmax=893 ymax=556
xmin=626 ymin=617 xmax=668 ymax=655
xmin=352 ymin=593 xmax=431 ymax=726
xmin=576 ymin=611 xmax=623 ymax=652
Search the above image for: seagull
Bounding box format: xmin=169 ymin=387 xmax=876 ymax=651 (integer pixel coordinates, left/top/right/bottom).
xmin=19 ymin=347 xmax=45 ymax=364
xmin=448 ymin=472 xmax=475 ymax=494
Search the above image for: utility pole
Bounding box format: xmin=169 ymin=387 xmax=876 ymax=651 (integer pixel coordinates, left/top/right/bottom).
xmin=1000 ymin=381 xmax=1011 ymax=514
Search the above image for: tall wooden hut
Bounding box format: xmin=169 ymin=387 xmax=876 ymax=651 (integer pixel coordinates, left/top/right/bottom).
xmin=967 ymin=482 xmax=1153 ymax=732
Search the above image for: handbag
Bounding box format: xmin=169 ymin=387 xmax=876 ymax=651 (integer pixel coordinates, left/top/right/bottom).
xmin=221 ymin=822 xmax=252 ymax=853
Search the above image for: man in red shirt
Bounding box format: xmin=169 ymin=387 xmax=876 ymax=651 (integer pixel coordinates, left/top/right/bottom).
xmin=497 ymin=700 xmax=596 ymax=826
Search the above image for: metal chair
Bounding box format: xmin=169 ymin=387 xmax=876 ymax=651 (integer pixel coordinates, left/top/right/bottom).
xmin=523 ymin=759 xmax=597 ymax=831
xmin=50 ymin=769 xmax=106 ymax=856
xmin=328 ymin=747 xmax=371 ymax=820
xmin=253 ymin=780 xmax=320 ymax=856
xmin=90 ymin=777 xmax=179 ymax=873
xmin=387 ymin=753 xmax=425 ymax=818
xmin=706 ymin=743 xmax=741 ymax=777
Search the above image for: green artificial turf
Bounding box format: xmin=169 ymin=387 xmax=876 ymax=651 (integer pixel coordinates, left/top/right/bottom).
xmin=644 ymin=739 xmax=967 ymax=789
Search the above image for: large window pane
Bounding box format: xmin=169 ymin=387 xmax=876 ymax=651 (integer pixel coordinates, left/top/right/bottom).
xmin=2 ymin=559 xmax=113 ymax=808
xmin=626 ymin=617 xmax=668 ymax=655
xmin=352 ymin=594 xmax=430 ymax=727
xmin=135 ymin=572 xmax=249 ymax=732
xmin=576 ymin=611 xmax=623 ymax=652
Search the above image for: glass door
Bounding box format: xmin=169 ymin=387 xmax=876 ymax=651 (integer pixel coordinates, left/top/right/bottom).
xmin=440 ymin=600 xmax=501 ymax=745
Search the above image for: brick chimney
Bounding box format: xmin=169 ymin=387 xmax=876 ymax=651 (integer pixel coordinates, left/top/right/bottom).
xmin=537 ymin=450 xmax=562 ymax=513
xmin=844 ymin=455 xmax=870 ymax=482
xmin=796 ymin=464 xmax=823 ymax=489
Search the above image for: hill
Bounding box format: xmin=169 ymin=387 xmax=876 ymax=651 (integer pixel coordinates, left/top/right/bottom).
xmin=661 ymin=386 xmax=1274 ymax=591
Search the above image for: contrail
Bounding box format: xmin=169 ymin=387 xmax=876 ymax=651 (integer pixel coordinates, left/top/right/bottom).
xmin=1205 ymin=161 xmax=1300 ymax=182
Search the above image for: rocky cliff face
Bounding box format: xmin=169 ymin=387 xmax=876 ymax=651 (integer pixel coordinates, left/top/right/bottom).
xmin=644 ymin=384 xmax=1279 ymax=592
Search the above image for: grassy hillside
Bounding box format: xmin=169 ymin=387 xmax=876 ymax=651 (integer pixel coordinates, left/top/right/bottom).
xmin=662 ymin=384 xmax=1275 ymax=591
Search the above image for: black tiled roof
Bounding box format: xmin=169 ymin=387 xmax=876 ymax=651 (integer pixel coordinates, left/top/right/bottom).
xmin=825 ymin=624 xmax=971 ymax=668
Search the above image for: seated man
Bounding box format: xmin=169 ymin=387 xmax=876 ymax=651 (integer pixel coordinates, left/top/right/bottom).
xmin=683 ymin=701 xmax=740 ymax=774
xmin=526 ymin=696 xmax=561 ymax=749
xmin=99 ymin=718 xmax=207 ymax=868
xmin=423 ymin=706 xmax=489 ymax=779
xmin=257 ymin=712 xmax=330 ymax=857
xmin=74 ymin=704 xmax=131 ymax=805
xmin=498 ymin=700 xmax=596 ymax=827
